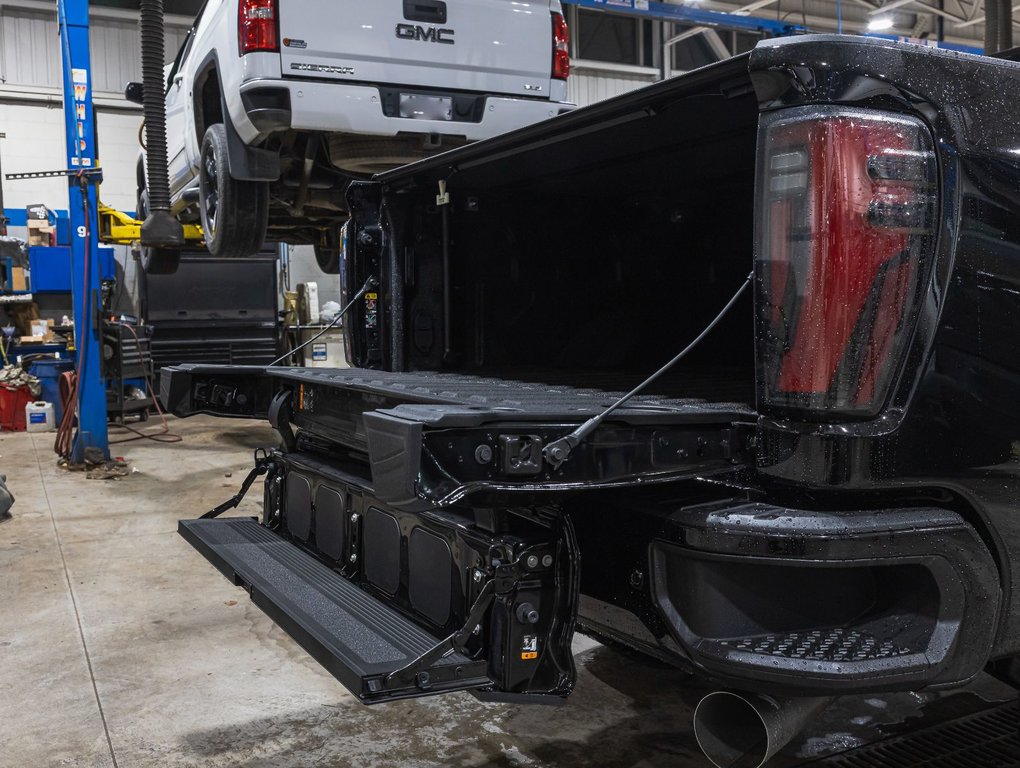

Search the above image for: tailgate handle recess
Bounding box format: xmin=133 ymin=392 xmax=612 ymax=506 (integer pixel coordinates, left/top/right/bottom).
xmin=403 ymin=0 xmax=447 ymax=24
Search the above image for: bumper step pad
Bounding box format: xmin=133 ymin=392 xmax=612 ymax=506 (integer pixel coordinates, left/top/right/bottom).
xmin=179 ymin=517 xmax=491 ymax=703
xmin=714 ymin=627 xmax=912 ymax=663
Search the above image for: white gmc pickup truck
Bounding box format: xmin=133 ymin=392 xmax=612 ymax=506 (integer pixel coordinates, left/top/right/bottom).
xmin=132 ymin=0 xmax=573 ymax=273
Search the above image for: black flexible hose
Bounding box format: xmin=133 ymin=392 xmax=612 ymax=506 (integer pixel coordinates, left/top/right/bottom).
xmin=998 ymin=0 xmax=1013 ymax=55
xmin=986 ymin=0 xmax=1001 ymax=54
xmin=140 ymin=0 xmax=170 ymax=213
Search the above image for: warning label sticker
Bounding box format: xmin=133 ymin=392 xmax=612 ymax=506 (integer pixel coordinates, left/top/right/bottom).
xmin=521 ymin=635 xmax=538 ymax=660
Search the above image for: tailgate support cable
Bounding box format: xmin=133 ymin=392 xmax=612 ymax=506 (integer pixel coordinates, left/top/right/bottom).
xmin=542 ymin=271 xmax=754 ymax=470
xmin=385 ymin=579 xmax=495 ymax=689
xmin=201 ymin=448 xmax=273 ymax=519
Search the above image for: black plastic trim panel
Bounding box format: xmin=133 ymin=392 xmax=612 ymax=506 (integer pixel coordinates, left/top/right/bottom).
xmin=650 ymin=502 xmax=1000 ymax=694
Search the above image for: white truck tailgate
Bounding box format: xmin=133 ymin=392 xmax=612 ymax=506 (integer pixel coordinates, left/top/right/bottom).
xmin=278 ymin=0 xmax=555 ymax=98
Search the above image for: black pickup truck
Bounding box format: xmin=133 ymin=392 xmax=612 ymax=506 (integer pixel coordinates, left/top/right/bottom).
xmin=164 ymin=35 xmax=1020 ymax=767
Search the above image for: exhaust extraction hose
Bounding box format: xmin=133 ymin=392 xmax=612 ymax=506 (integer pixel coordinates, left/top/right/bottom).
xmin=138 ymin=0 xmax=184 ymax=247
xmin=997 ymin=0 xmax=1013 ymax=54
xmin=985 ymin=0 xmax=1005 ymax=54
xmin=140 ymin=0 xmax=170 ymax=214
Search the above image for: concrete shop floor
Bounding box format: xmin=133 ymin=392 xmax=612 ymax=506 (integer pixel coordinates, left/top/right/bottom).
xmin=1 ymin=415 xmax=1015 ymax=768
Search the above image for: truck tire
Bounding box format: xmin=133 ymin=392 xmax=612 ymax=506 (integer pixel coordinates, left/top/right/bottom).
xmin=199 ymin=123 xmax=268 ymax=258
xmin=314 ymin=228 xmax=341 ymax=274
xmin=136 ymin=188 xmax=180 ymax=275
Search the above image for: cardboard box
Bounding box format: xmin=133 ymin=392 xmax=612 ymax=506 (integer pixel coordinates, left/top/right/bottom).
xmin=29 ymin=320 xmax=48 ymax=338
xmin=26 ymin=221 xmax=54 ymax=247
xmin=8 ymin=302 xmax=40 ymax=336
xmin=9 ymin=266 xmax=27 ymax=292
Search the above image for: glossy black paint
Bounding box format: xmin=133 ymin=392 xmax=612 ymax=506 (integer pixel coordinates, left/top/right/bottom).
xmin=265 ymin=450 xmax=579 ymax=700
xmin=168 ymin=36 xmax=1020 ymax=701
xmin=748 ymin=36 xmax=1020 ymax=658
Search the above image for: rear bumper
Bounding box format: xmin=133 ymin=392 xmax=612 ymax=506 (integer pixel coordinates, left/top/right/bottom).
xmin=651 ymin=502 xmax=1000 ymax=694
xmin=233 ymin=78 xmax=573 ymax=144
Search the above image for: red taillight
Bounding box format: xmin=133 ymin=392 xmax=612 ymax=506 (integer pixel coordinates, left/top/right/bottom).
xmin=239 ymin=0 xmax=278 ymax=54
xmin=552 ymin=12 xmax=569 ymax=81
xmin=756 ymin=108 xmax=937 ymax=418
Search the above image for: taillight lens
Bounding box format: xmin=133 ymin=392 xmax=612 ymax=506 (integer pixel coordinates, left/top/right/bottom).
xmin=552 ymin=12 xmax=570 ymax=81
xmin=755 ymin=107 xmax=937 ymax=418
xmin=239 ymin=0 xmax=278 ymax=54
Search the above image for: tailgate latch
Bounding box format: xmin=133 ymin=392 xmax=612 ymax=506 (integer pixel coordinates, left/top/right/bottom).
xmin=500 ymin=435 xmax=544 ymax=477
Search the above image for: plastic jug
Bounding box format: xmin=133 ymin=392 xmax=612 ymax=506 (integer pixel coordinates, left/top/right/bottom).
xmin=25 ymin=401 xmax=55 ymax=433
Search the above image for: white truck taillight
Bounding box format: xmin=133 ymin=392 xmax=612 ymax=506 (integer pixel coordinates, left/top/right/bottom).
xmin=239 ymin=0 xmax=278 ymax=54
xmin=755 ymin=107 xmax=937 ymax=418
xmin=552 ymin=12 xmax=569 ymax=81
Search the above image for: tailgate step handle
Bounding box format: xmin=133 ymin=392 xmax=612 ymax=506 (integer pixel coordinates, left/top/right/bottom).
xmin=178 ymin=517 xmax=491 ymax=703
xmin=403 ymin=0 xmax=447 ymax=23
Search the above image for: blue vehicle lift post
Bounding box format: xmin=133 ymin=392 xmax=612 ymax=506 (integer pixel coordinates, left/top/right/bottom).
xmin=58 ymin=0 xmax=108 ymax=462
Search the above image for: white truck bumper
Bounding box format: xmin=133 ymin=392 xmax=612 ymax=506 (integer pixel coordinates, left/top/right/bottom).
xmin=235 ymin=79 xmax=573 ymax=144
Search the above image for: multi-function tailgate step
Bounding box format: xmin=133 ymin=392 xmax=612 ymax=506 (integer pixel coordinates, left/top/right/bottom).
xmin=163 ymin=364 xmax=756 ymax=508
xmin=179 ymin=517 xmax=492 ymax=703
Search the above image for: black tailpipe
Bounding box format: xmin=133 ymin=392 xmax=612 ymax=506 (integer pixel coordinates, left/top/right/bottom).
xmin=139 ymin=0 xmax=184 ymax=247
xmin=694 ymin=691 xmax=834 ymax=768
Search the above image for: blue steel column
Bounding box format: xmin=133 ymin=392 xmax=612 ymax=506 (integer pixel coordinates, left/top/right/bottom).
xmin=59 ymin=0 xmax=109 ymax=461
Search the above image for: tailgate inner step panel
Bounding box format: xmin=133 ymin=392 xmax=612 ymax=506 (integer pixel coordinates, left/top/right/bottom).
xmin=271 ymin=367 xmax=756 ymax=423
xmin=276 ymin=368 xmax=756 ymax=506
xmin=179 ymin=517 xmax=491 ymax=702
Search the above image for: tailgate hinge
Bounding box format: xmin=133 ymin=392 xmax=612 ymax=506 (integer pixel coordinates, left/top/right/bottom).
xmin=383 ymin=579 xmax=495 ymax=691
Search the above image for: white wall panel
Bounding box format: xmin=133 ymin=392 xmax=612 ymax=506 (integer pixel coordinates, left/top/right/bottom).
xmin=1 ymin=7 xmax=191 ymax=93
xmin=1 ymin=8 xmax=61 ymax=89
xmin=0 ymin=102 xmax=69 ymax=210
xmin=0 ymin=103 xmax=141 ymax=212
xmin=89 ymin=19 xmax=191 ymax=95
xmin=96 ymin=110 xmax=144 ymax=213
xmin=90 ymin=17 xmax=142 ymax=94
xmin=567 ymin=65 xmax=658 ymax=108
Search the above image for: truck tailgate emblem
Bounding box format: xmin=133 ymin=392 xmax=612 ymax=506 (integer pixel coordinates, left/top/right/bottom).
xmin=396 ymin=23 xmax=455 ymax=45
